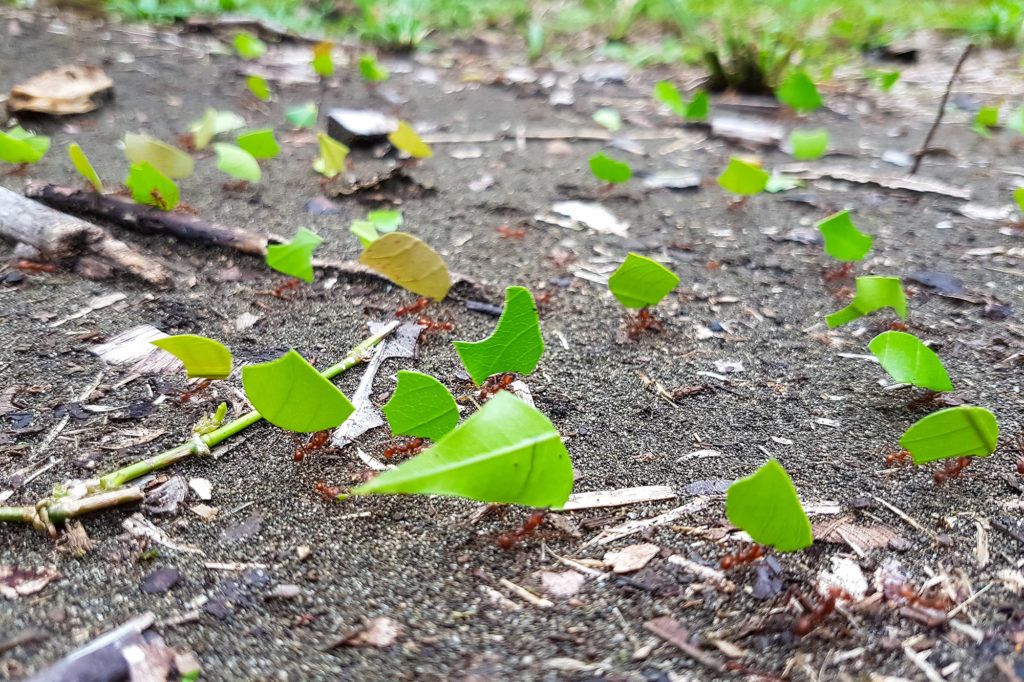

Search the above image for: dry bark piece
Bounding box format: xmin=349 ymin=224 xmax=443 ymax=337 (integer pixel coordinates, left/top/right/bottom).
xmin=562 ymin=485 xmax=676 ymax=511
xmin=8 ymin=65 xmax=114 ymax=114
xmin=603 ymin=543 xmax=660 ymax=573
xmin=0 ymin=565 xmax=60 ymax=599
xmin=812 ymin=516 xmax=898 ymax=551
xmin=643 ymin=616 xmax=725 ymax=673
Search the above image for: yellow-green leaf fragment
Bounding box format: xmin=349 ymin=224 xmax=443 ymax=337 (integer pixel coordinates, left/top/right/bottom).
xmin=653 ymin=81 xmax=687 ymax=117
xmin=247 ymin=75 xmax=270 ymax=100
xmin=286 ymin=103 xmax=317 ymax=129
xmin=826 ymin=276 xmax=906 ymax=328
xmin=717 ymin=158 xmax=769 ymax=195
xmin=388 ymin=121 xmax=432 ymax=159
xmin=313 ymin=132 xmax=349 ymax=178
xmin=358 ymin=232 xmax=450 ymax=300
xmin=190 ymin=109 xmax=246 ymax=150
xmin=0 ymin=126 xmax=50 ymax=163
xmin=353 ymin=391 xmax=573 ymax=507
xmin=312 ymin=41 xmax=334 ymax=77
xmin=358 ymin=53 xmax=388 ymax=82
xmin=608 ymin=253 xmax=679 ymax=309
xmin=976 ymin=106 xmax=999 ymax=131
xmin=125 ymin=162 xmax=179 ymax=211
xmin=368 ymin=210 xmax=403 ymax=231
xmin=816 ymin=210 xmax=872 ymax=261
xmin=592 ymin=108 xmax=622 ymax=132
xmin=776 ymin=70 xmax=822 ymax=113
xmin=123 ymin=133 xmax=194 ymax=179
xmin=899 ymin=406 xmax=998 ymax=465
xmin=350 ymin=220 xmax=379 ymax=248
xmin=454 ymin=286 xmax=543 ymax=385
xmin=151 ymin=335 xmax=233 ymax=379
xmin=241 ymin=349 xmax=354 ymax=433
xmin=237 ymin=129 xmax=279 ymax=159
xmin=233 ymin=31 xmax=266 ymax=59
xmin=726 ymin=459 xmax=812 ymax=552
xmin=868 ymin=331 xmax=952 ymax=392
xmin=69 ymin=143 xmax=102 ymax=192
xmin=266 ymin=227 xmax=322 ymax=282
xmin=1015 ymin=187 xmax=1024 ymax=214
xmin=589 ymin=152 xmax=632 ymax=183
xmin=213 ymin=143 xmax=261 ymax=182
xmin=789 ymin=128 xmax=829 ymax=160
xmin=383 ymin=370 xmax=459 ymax=440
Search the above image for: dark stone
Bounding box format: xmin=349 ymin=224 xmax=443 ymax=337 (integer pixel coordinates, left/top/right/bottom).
xmin=142 ymin=568 xmax=181 ymax=594
xmin=326 ymin=108 xmax=398 ymax=147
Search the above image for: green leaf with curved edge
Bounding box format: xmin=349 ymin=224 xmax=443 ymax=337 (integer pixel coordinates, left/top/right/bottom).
xmin=1016 ymin=188 xmax=1024 ymax=214
xmin=383 ymin=370 xmax=459 ymax=440
xmin=247 ymin=75 xmax=270 ymax=100
xmin=592 ymin=108 xmax=622 ymax=132
xmin=974 ymin=106 xmax=999 ymax=136
xmin=124 ymin=133 xmax=193 ymax=179
xmin=125 ymin=162 xmax=179 ymax=211
xmin=1010 ymin=108 xmax=1024 ymax=135
xmin=826 ymin=276 xmax=906 ymax=328
xmin=242 ymin=349 xmax=354 ymax=433
xmin=879 ymin=71 xmax=900 ymax=91
xmin=608 ymin=253 xmax=680 ymax=309
xmin=776 ymin=70 xmax=822 ymax=113
xmin=765 ymin=173 xmax=803 ymax=193
xmin=358 ymin=53 xmax=389 ymax=82
xmin=527 ymin=22 xmax=544 ymax=61
xmin=789 ymin=129 xmax=829 ymax=160
xmin=190 ymin=109 xmax=246 ymax=150
xmin=368 ymin=210 xmax=403 ymax=231
xmin=350 ymin=220 xmax=379 ymax=248
xmin=726 ymin=459 xmax=812 ymax=552
xmin=868 ymin=331 xmax=953 ymax=392
xmin=353 ymin=391 xmax=572 ymax=507
xmin=718 ymin=158 xmax=769 ymax=195
xmin=286 ymin=103 xmax=317 ymax=129
xmin=899 ymin=406 xmax=998 ymax=465
xmin=816 ymin=210 xmax=872 ymax=261
xmin=0 ymin=126 xmax=50 ymax=163
xmin=589 ymin=152 xmax=632 ymax=183
xmin=685 ymin=91 xmax=709 ymax=120
xmin=312 ymin=41 xmax=334 ymax=77
xmin=358 ymin=232 xmax=450 ymax=300
xmin=213 ymin=143 xmax=261 ymax=182
xmin=237 ymin=129 xmax=279 ymax=159
xmin=388 ymin=121 xmax=432 ymax=159
xmin=454 ymin=286 xmax=544 ymax=385
xmin=69 ymin=143 xmax=102 ymax=192
xmin=151 ymin=335 xmax=233 ymax=380
xmin=653 ymin=81 xmax=687 ymax=117
xmin=266 ymin=227 xmax=322 ymax=282
xmin=313 ymin=132 xmax=349 ymax=178
xmin=233 ymin=31 xmax=266 ymax=59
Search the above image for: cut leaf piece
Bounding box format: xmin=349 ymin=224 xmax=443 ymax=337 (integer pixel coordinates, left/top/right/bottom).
xmin=236 ymin=129 xmax=279 ymax=159
xmin=353 ymin=391 xmax=572 ymax=507
xmin=233 ymin=31 xmax=266 ymax=59
xmin=592 ymin=108 xmax=622 ymax=132
xmin=313 ymin=132 xmax=349 ymax=178
xmin=454 ymin=286 xmax=543 ymax=385
xmin=608 ymin=253 xmax=679 ymax=309
xmin=388 ymin=121 xmax=432 ymax=159
xmin=1015 ymin=187 xmax=1024 ymax=214
xmin=0 ymin=126 xmax=50 ymax=163
xmin=899 ymin=406 xmax=998 ymax=464
xmin=789 ymin=129 xmax=828 ymax=160
xmin=383 ymin=370 xmax=459 ymax=440
xmin=358 ymin=232 xmax=450 ymax=300
xmin=868 ymin=331 xmax=953 ymax=392
xmin=312 ymin=41 xmax=334 ymax=77
xmin=589 ymin=152 xmax=632 ymax=183
xmin=151 ymin=335 xmax=232 ymax=379
xmin=368 ymin=210 xmax=403 ymax=231
xmin=247 ymin=75 xmax=270 ymax=100
xmin=826 ymin=276 xmax=906 ymax=328
xmin=125 ymin=162 xmax=179 ymax=211
xmin=685 ymin=91 xmax=709 ymax=121
xmin=123 ymin=133 xmax=193 ymax=179
xmin=69 ymin=143 xmax=102 ymax=192
xmin=816 ymin=210 xmax=872 ymax=261
xmin=286 ymin=103 xmax=318 ymax=129
xmin=213 ymin=143 xmax=261 ymax=182
xmin=653 ymin=82 xmax=707 ymax=120
xmin=880 ymin=71 xmax=900 ymax=90
xmin=242 ymin=349 xmax=354 ymax=433
xmin=726 ymin=459 xmax=812 ymax=552
xmin=350 ymin=220 xmax=379 ymax=248
xmin=776 ymin=70 xmax=822 ymax=113
xmin=190 ymin=109 xmax=245 ymax=150
xmin=358 ymin=53 xmax=389 ymax=82
xmin=266 ymin=227 xmax=322 ymax=282
xmin=717 ymin=158 xmax=769 ymax=195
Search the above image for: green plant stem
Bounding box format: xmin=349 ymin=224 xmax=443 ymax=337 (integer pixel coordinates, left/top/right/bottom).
xmin=0 ymin=321 xmax=400 ymax=530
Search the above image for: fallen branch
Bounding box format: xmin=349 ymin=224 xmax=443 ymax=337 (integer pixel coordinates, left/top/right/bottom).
xmin=910 ymin=43 xmax=974 ymax=175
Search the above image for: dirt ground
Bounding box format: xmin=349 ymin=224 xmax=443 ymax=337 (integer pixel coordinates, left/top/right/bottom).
xmin=2 ymin=8 xmax=1024 ymax=681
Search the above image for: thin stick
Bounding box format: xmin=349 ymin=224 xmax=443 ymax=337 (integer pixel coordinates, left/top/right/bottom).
xmin=909 ymin=44 xmax=974 ymax=175
xmin=0 ymin=322 xmax=399 ymax=531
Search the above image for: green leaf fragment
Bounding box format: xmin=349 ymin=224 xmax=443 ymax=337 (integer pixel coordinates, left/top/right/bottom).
xmin=868 ymin=331 xmax=953 ymax=392
xmin=1009 ymin=108 xmax=1024 ymax=135
xmin=899 ymin=406 xmax=998 ymax=465
xmin=717 ymin=158 xmax=769 ymax=195
xmin=286 ymin=103 xmax=318 ymax=129
xmin=190 ymin=109 xmax=245 ymax=150
xmin=789 ymin=128 xmax=829 ymax=160
xmin=125 ymin=162 xmax=179 ymax=211
xmin=764 ymin=173 xmax=803 ymax=193
xmin=69 ymin=143 xmax=102 ymax=192
xmin=454 ymin=286 xmax=544 ymax=386
xmin=151 ymin=335 xmax=233 ymax=379
xmin=526 ymin=23 xmax=544 ymax=61
xmin=213 ymin=143 xmax=261 ymax=182
xmin=592 ymin=108 xmax=622 ymax=132
xmin=976 ymin=106 xmax=999 ymax=130
xmin=359 ymin=54 xmax=389 ymax=82
xmin=353 ymin=391 xmax=573 ymax=507
xmin=685 ymin=91 xmax=709 ymax=120
xmin=233 ymin=31 xmax=266 ymax=59
xmin=816 ymin=210 xmax=872 ymax=261
xmin=242 ymin=349 xmax=354 ymax=433
xmin=826 ymin=276 xmax=906 ymax=328
xmin=383 ymin=370 xmax=459 ymax=440
xmin=1015 ymin=187 xmax=1024 ymax=214
xmin=0 ymin=126 xmax=50 ymax=163
xmin=237 ymin=129 xmax=279 ymax=159
xmin=653 ymin=82 xmax=707 ymax=120
xmin=123 ymin=133 xmax=193 ymax=179
xmin=266 ymin=227 xmax=322 ymax=282
xmin=368 ymin=210 xmax=403 ymax=231
xmin=726 ymin=459 xmax=812 ymax=552
xmin=589 ymin=152 xmax=632 ymax=183
xmin=776 ymin=70 xmax=823 ymax=113
xmin=313 ymin=132 xmax=350 ymax=178
xmin=880 ymin=71 xmax=900 ymax=91
xmin=350 ymin=220 xmax=379 ymax=248
xmin=312 ymin=41 xmax=334 ymax=77
xmin=247 ymin=75 xmax=270 ymax=100
xmin=607 ymin=253 xmax=679 ymax=309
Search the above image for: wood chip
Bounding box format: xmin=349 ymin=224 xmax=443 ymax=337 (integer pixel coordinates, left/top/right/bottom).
xmin=603 ymin=543 xmax=660 ymax=573
xmin=666 ymin=555 xmax=736 ymax=593
xmin=584 ymin=497 xmax=709 ymax=547
xmin=561 ymin=485 xmax=676 ymax=511
xmin=497 ymin=577 xmax=553 ymax=608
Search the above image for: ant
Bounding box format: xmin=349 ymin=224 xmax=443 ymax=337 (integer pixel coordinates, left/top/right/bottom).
xmin=627 ymin=308 xmax=663 ymax=340
xmin=882 ymin=444 xmax=912 ymax=467
xmin=879 ymin=570 xmax=949 ymax=610
xmin=292 ymin=430 xmax=333 ymax=462
xmin=496 ymin=509 xmax=547 ymax=550
xmin=477 ymin=373 xmax=515 ymax=401
xmin=18 ymin=260 xmax=57 ymax=274
xmin=314 ymin=481 xmax=344 ymax=499
xmin=719 ymin=544 xmax=764 ymax=570
xmin=793 ymin=587 xmax=846 ymax=637
xmin=535 ymin=291 xmax=553 ymax=305
xmin=396 ymin=297 xmax=430 ymax=317
xmin=382 ymin=437 xmax=426 ymax=460
xmin=933 ymin=456 xmax=971 ymax=485
xmin=416 ymin=317 xmax=454 ymax=337
xmin=273 ymin=278 xmax=302 ymax=299
xmin=496 ymin=225 xmax=526 ymax=239
xmin=180 ymin=379 xmax=212 ymax=403
xmin=823 ymin=262 xmax=853 ymax=283
xmin=832 ymin=285 xmax=854 ymax=300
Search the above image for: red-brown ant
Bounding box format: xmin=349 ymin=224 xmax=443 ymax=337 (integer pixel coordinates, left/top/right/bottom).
xmin=17 ymin=260 xmax=58 ymax=273
xmin=535 ymin=291 xmax=553 ymax=305
xmin=477 ymin=373 xmax=515 ymax=401
xmin=793 ymin=587 xmax=846 ymax=637
xmin=627 ymin=308 xmax=663 ymax=340
xmin=719 ymin=544 xmax=764 ymax=570
xmin=823 ymin=262 xmax=853 ymax=283
xmin=496 ymin=225 xmax=526 ymax=239
xmin=496 ymin=509 xmax=547 ymax=550
xmin=293 ymin=430 xmax=332 ymax=462
xmin=416 ymin=317 xmax=454 ymax=335
xmin=314 ymin=481 xmax=344 ymax=499
xmin=180 ymin=379 xmax=212 ymax=403
xmin=883 ymin=445 xmax=912 ymax=467
xmin=273 ymin=278 xmax=302 ymax=299
xmin=395 ymin=297 xmax=430 ymax=317
xmin=879 ymin=569 xmax=950 ymax=611
xmin=933 ymin=456 xmax=971 ymax=485
xmin=382 ymin=437 xmax=425 ymax=460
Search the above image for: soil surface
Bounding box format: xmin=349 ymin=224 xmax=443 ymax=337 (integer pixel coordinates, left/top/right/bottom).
xmin=2 ymin=9 xmax=1024 ymax=681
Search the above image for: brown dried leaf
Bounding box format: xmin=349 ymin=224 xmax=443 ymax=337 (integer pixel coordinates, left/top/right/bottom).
xmin=812 ymin=516 xmax=897 ymax=550
xmin=0 ymin=565 xmax=60 ymax=599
